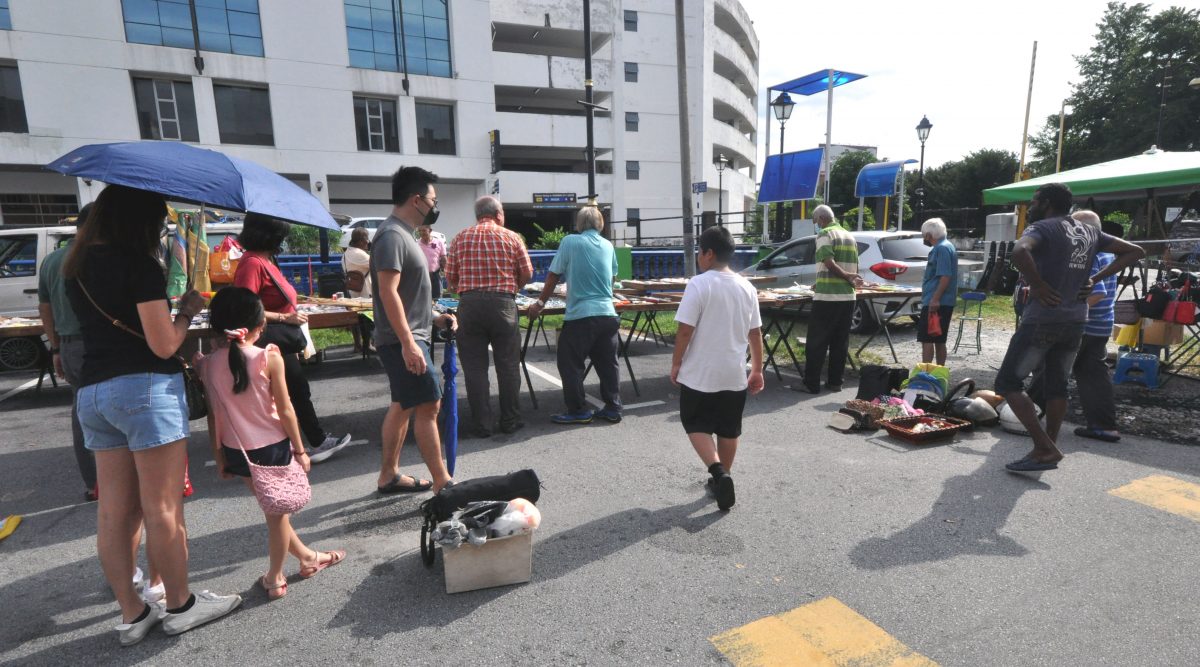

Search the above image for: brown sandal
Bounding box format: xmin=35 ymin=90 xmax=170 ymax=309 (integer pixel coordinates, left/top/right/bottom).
xmin=299 ymin=549 xmax=346 ymax=579
xmin=260 ymin=575 xmax=288 ymax=600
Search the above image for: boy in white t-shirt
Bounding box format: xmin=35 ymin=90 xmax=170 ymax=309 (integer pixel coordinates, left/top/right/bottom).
xmin=670 ymin=226 xmax=764 ymax=511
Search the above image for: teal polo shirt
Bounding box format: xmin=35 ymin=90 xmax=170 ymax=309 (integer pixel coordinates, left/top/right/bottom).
xmin=37 ymin=244 xmax=83 ymax=336
xmin=548 ymin=229 xmax=618 ymax=321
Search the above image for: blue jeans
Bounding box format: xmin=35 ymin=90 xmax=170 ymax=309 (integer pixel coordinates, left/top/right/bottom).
xmin=77 ymin=372 xmax=189 ymax=451
xmin=994 ymin=322 xmax=1084 ymax=400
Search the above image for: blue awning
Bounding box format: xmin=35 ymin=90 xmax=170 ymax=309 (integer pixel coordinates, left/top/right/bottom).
xmin=758 ymin=148 xmax=824 ymax=204
xmin=854 ymin=159 xmax=917 ymax=197
xmin=771 ymin=69 xmax=867 ymax=97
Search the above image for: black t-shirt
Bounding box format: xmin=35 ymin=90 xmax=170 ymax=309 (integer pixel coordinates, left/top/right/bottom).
xmin=66 ymin=245 xmax=181 ymax=387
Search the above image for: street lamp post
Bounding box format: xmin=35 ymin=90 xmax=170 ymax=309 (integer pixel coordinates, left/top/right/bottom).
xmin=915 ymin=115 xmax=932 ymax=220
xmin=770 ymin=92 xmax=795 ymax=241
xmin=714 ymin=153 xmax=728 ymax=226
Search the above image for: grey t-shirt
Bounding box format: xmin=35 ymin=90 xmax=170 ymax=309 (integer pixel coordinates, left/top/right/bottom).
xmin=370 ymin=215 xmax=432 ymax=345
xmin=1020 ymin=216 xmax=1115 ymax=324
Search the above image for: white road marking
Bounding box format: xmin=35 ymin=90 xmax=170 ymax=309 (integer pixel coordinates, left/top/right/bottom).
xmin=0 ymin=378 xmax=40 ymax=405
xmin=524 ymin=361 xmax=603 ymax=408
xmin=624 ymin=400 xmax=666 ymax=410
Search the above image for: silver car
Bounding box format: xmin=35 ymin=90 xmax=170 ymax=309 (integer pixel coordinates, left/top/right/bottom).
xmin=742 ymin=230 xmax=982 ymax=333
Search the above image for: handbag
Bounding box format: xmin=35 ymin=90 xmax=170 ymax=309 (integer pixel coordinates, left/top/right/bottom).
xmin=342 ymin=255 xmax=365 ymax=293
xmin=1164 ymin=279 xmax=1196 ymax=325
xmin=236 ymin=441 xmax=311 ymax=515
xmin=1136 ymin=283 xmax=1172 ymax=319
xmin=256 ymin=263 xmax=307 ymax=354
xmin=76 ymin=281 xmax=208 ymax=421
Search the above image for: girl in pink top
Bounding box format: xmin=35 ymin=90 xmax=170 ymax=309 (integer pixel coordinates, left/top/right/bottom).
xmin=198 ymin=287 xmax=345 ymax=600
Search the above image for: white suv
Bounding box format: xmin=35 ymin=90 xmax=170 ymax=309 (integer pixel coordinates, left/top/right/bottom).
xmin=742 ymin=230 xmax=982 ymax=333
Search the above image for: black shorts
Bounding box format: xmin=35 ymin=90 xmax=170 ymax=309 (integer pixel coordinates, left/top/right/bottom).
xmin=222 ymin=438 xmax=292 ymax=478
xmin=679 ymin=385 xmax=747 ymax=438
xmin=378 ymin=340 xmax=442 ymax=409
xmin=916 ymin=306 xmax=955 ymax=344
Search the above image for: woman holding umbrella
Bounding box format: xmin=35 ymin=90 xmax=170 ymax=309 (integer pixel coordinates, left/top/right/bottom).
xmin=234 ymin=213 xmax=351 ymax=463
xmin=65 ymin=184 xmax=242 ymax=644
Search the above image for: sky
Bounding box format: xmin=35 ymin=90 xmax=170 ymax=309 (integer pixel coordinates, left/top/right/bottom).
xmin=738 ymin=0 xmax=1200 ymax=171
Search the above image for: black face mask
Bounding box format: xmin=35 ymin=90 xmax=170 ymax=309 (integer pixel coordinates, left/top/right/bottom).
xmin=417 ymin=198 xmax=440 ymax=226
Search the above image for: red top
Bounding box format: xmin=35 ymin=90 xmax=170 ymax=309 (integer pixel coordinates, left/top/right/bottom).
xmin=444 ymin=220 xmax=533 ymax=294
xmin=233 ymin=252 xmax=297 ymax=314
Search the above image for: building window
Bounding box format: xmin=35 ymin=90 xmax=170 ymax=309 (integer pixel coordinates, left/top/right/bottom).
xmin=0 ymin=64 xmax=27 ymax=133
xmin=213 ymin=84 xmax=274 ymax=146
xmin=626 ymin=160 xmax=640 ymax=180
xmin=0 ymin=194 xmax=78 ymax=227
xmin=121 ymin=0 xmax=264 ymax=57
xmin=132 ymin=78 xmax=199 ymax=142
xmin=623 ymin=10 xmax=637 ymax=32
xmin=415 ymin=102 xmax=455 ymax=155
xmin=626 ymin=208 xmax=640 ymax=226
xmin=344 ymin=0 xmax=452 ymax=78
xmin=625 ymin=112 xmax=639 ymax=132
xmin=353 ymin=96 xmax=399 ymax=152
xmin=624 ymin=62 xmax=638 ymax=83
xmin=0 ymin=0 xmax=11 ymax=30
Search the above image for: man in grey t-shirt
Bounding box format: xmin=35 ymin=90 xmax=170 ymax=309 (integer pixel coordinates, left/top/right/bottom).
xmin=370 ymin=166 xmax=457 ymax=495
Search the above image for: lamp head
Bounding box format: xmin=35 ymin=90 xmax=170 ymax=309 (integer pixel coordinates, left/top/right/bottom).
xmin=771 ymin=92 xmax=795 ymax=122
xmin=715 ymin=153 xmax=728 ymax=171
xmin=916 ymin=115 xmax=933 ymax=143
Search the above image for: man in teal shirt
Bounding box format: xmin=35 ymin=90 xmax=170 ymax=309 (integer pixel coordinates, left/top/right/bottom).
xmin=528 ymin=206 xmax=621 ymax=424
xmin=37 ymin=204 xmax=96 ymax=500
xmin=918 ymin=218 xmax=958 ymax=365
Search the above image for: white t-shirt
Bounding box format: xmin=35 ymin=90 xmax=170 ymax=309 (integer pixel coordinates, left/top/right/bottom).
xmin=674 ymin=269 xmax=762 ymax=392
xmin=342 ymin=246 xmax=372 ymax=298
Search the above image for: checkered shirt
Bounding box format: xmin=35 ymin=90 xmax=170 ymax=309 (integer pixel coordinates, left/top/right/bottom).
xmin=445 ymin=219 xmax=533 ymax=294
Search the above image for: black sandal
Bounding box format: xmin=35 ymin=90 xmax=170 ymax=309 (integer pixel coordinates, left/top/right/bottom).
xmin=377 ymin=475 xmax=433 ymax=494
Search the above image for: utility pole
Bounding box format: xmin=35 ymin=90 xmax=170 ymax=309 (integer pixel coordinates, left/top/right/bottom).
xmin=673 ymin=0 xmax=696 ymax=276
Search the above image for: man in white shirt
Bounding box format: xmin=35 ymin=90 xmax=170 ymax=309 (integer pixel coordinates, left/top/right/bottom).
xmin=670 ymin=226 xmax=765 ymax=510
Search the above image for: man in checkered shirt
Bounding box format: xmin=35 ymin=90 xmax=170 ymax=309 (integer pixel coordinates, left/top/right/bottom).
xmin=445 ymin=196 xmax=534 ymax=437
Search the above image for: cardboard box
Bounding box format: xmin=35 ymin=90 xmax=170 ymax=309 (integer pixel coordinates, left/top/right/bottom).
xmin=442 ymin=532 xmax=532 ymax=594
xmin=1142 ymin=319 xmax=1184 ymax=346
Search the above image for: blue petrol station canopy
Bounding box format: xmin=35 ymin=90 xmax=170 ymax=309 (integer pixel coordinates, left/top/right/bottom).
xmin=771 ymin=69 xmax=867 ymax=96
xmin=758 ymin=148 xmax=823 ymax=204
xmin=855 ymin=159 xmax=918 ymax=198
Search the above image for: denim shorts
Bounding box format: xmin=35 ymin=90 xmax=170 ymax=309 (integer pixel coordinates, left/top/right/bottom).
xmin=994 ymin=322 xmax=1084 ymax=400
xmin=78 ymin=372 xmax=189 ymax=451
xmin=378 ymin=340 xmax=442 ymax=409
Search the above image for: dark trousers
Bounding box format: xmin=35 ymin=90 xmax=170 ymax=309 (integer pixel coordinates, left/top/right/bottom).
xmin=557 ymin=315 xmax=621 ymax=413
xmin=60 ymin=337 xmax=96 ymax=489
xmin=1029 ymin=333 xmax=1117 ymax=430
xmin=804 ymin=300 xmax=854 ymax=389
xmin=430 ymin=271 xmax=443 ymax=301
xmin=281 ymin=351 xmax=325 ymax=446
xmin=457 ymin=292 xmax=522 ymax=431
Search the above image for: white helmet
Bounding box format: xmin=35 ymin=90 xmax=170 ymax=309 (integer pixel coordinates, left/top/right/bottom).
xmin=997 ymin=402 xmax=1045 ymax=436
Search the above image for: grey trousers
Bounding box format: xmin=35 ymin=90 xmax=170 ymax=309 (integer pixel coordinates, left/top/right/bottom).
xmin=59 ymin=337 xmax=96 ymax=489
xmin=557 ymin=315 xmax=621 ymax=414
xmin=456 ymin=292 xmax=523 ymax=431
xmin=1073 ymin=334 xmax=1118 ymax=431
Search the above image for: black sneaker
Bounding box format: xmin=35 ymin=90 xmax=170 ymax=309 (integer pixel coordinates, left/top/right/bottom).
xmin=714 ymin=474 xmax=735 ymax=511
xmin=498 ymin=421 xmax=525 ymax=434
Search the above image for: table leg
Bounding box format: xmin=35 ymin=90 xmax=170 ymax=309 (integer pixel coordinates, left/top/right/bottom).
xmin=760 ymin=311 xmax=785 ymax=381
xmin=621 ymin=311 xmax=642 ymax=396
xmin=855 ymin=296 xmax=914 ymax=364
xmin=774 ymin=306 xmax=803 ymax=375
xmin=520 ymin=315 xmax=539 ymax=410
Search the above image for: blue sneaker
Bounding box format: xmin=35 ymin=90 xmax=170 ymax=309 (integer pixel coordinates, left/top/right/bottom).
xmin=592 ymin=408 xmax=622 ymax=423
xmin=551 ymin=411 xmax=594 ymax=425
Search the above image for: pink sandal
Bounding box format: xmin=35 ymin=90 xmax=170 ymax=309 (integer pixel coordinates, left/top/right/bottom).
xmin=260 ymin=575 xmax=288 ymax=600
xmin=299 ymin=549 xmax=346 ymax=579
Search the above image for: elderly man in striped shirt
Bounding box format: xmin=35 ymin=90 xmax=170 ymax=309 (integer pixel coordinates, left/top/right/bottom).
xmin=445 ymin=196 xmax=534 ymax=437
xmin=799 ymin=205 xmax=863 ymax=394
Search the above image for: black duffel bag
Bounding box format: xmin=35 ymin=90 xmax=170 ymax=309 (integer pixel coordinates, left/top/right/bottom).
xmin=420 ymin=469 xmax=541 ymax=565
xmin=855 ymin=365 xmax=908 ymax=400
xmin=1136 ymin=285 xmax=1172 ymax=319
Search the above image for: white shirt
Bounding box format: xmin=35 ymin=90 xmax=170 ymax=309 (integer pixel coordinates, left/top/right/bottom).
xmin=342 ymin=246 xmax=372 ymax=298
xmin=674 ymin=269 xmax=762 ymax=392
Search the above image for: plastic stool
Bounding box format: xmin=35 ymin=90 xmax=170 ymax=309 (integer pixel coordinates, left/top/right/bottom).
xmin=952 ymin=291 xmax=987 ymax=355
xmin=1113 ymin=352 xmax=1160 ymax=389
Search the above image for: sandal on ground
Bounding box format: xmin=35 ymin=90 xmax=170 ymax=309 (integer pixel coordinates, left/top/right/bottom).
xmin=1005 ymin=456 xmax=1059 ymax=472
xmin=299 ymin=550 xmax=346 ymax=579
xmin=259 ymin=575 xmax=288 ymax=600
xmin=377 ymin=474 xmax=433 ymax=494
xmin=1074 ymin=427 xmax=1120 ymax=443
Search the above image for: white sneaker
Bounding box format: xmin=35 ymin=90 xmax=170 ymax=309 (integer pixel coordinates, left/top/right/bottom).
xmin=116 ymin=602 xmax=164 ymax=646
xmin=132 ymin=566 xmax=144 ymax=591
xmin=161 ymin=591 xmax=242 ymax=636
xmin=308 ymin=433 xmax=351 ymax=463
xmin=143 ymin=581 xmax=166 ymax=604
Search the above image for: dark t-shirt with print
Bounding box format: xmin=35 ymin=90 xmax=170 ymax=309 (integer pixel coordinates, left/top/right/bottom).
xmin=67 ymin=245 xmax=181 ymax=387
xmin=1020 ymin=216 xmax=1116 ymax=324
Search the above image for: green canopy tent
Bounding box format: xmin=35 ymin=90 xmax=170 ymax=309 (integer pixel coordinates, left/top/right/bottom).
xmin=982 ymin=148 xmax=1200 ymax=205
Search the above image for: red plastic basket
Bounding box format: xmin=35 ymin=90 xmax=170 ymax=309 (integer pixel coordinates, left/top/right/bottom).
xmin=879 ymin=414 xmax=971 ymax=444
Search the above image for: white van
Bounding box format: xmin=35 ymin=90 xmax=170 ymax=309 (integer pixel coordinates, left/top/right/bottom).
xmin=0 ymin=225 xmax=77 ymax=317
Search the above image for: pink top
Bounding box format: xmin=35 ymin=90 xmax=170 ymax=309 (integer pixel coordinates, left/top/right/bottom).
xmin=197 ymin=343 xmax=289 ymax=450
xmin=419 ymin=236 xmax=445 ymax=271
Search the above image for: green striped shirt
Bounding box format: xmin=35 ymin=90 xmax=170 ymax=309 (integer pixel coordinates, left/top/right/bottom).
xmin=813 ymin=223 xmax=858 ymax=301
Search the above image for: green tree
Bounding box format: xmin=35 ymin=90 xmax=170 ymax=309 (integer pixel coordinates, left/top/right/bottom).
xmin=285 ymin=224 xmax=320 ymax=255
xmin=828 ymin=150 xmax=879 ymax=213
xmin=1029 ymin=2 xmax=1200 ymax=174
xmin=921 ymin=149 xmax=1020 ymax=211
xmin=844 ymin=206 xmax=876 ymax=231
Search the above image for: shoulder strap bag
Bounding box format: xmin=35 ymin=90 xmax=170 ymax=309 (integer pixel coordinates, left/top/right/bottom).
xmin=220 ymin=378 xmax=311 ymax=515
xmin=75 ymin=281 xmax=207 ymax=421
xmin=342 ymin=254 xmax=366 ymax=293
xmin=255 ymin=260 xmax=307 ymax=355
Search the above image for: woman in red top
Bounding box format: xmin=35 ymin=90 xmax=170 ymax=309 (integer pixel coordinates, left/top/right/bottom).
xmin=234 ymin=214 xmax=350 ymax=463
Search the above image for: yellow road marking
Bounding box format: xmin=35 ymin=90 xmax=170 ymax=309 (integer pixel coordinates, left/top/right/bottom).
xmin=711 ymin=597 xmax=937 ymax=667
xmin=1109 ymin=475 xmax=1200 ymax=522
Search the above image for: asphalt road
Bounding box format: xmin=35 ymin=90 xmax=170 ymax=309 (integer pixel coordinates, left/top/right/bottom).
xmin=1 ymin=337 xmax=1198 ymax=666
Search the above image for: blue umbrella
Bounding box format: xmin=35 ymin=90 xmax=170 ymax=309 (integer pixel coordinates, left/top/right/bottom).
xmin=46 ymin=141 xmax=338 ymax=230
xmin=439 ymin=333 xmax=459 ymax=477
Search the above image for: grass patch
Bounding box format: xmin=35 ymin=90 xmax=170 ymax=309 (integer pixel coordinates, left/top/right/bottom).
xmin=311 ymin=327 xmax=354 ymax=349
xmin=522 ymin=311 xmax=682 ymax=339
xmin=974 ymin=294 xmax=1016 ymax=326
